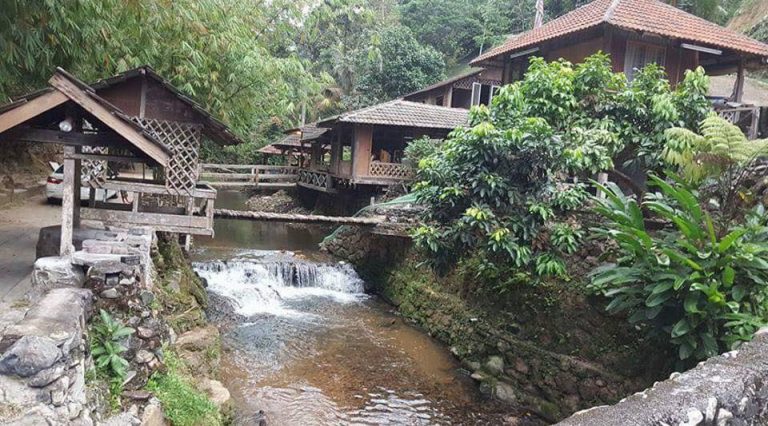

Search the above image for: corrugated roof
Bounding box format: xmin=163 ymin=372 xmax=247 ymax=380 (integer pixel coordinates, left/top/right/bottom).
xmin=471 ymin=0 xmax=768 ymax=65
xmin=318 ymin=100 xmax=469 ymax=129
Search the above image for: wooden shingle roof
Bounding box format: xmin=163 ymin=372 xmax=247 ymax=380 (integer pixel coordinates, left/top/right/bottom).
xmin=471 ymin=0 xmax=768 ymax=66
xmin=318 ymin=100 xmax=469 ymax=130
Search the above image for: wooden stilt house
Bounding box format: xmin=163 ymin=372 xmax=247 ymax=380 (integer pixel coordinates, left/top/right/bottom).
xmin=0 ymin=66 xmax=242 ymax=255
xmin=297 ymin=100 xmax=468 ymax=193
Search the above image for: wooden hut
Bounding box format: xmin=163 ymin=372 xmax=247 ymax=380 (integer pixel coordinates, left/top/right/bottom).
xmin=470 ymin=0 xmax=768 ymax=138
xmin=297 ymin=100 xmax=468 ymax=193
xmin=0 ymin=67 xmax=241 ymax=255
xmin=403 ymin=68 xmax=502 ymax=109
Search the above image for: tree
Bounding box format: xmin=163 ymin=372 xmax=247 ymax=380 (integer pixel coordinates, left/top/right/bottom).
xmin=0 ymin=0 xmax=332 ymax=162
xmin=352 ymin=27 xmax=445 ymax=106
xmin=399 ymin=0 xmax=482 ymax=65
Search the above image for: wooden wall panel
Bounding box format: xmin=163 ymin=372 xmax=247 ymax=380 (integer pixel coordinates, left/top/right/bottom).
xmin=546 ymin=37 xmax=604 ymax=64
xmin=352 ymin=124 xmax=373 ymax=178
xmin=143 ymin=79 xmax=198 ymax=123
xmin=97 ymin=77 xmax=142 ymax=117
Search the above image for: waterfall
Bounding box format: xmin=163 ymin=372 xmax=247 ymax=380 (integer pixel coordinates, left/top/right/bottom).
xmin=194 ymin=257 xmax=365 ymax=317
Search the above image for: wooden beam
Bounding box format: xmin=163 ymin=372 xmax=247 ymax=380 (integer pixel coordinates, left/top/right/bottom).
xmin=48 ymin=73 xmax=170 ymax=167
xmin=0 ymin=90 xmax=68 ymax=134
xmin=214 ymin=209 xmax=383 ymax=225
xmin=81 ymin=208 xmax=213 ymax=236
xmin=95 ymin=179 xmax=217 ymax=199
xmin=3 ymin=127 xmax=126 ymax=148
xmin=65 ymin=152 xmax=149 ymax=164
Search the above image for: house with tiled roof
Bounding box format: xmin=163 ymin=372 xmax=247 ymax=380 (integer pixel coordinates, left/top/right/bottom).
xmin=471 ymin=0 xmax=768 ymax=101
xmin=295 ymin=100 xmax=469 ymax=193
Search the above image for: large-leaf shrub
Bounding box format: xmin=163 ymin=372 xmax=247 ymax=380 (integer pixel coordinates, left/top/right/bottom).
xmin=590 ymin=177 xmax=768 ymax=361
xmin=412 ymin=53 xmax=711 ymax=282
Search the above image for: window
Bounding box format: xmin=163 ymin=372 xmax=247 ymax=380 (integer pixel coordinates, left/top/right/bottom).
xmin=435 ymin=96 xmax=445 ymax=106
xmin=489 ymin=85 xmax=499 ymax=104
xmin=624 ymin=41 xmax=666 ymax=81
xmin=471 ymin=82 xmax=482 ymax=107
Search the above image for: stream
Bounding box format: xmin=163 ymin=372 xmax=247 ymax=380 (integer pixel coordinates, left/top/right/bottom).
xmin=192 ymin=191 xmax=515 ymax=425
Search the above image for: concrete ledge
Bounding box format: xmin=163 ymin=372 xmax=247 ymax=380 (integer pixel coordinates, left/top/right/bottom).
xmin=559 ymin=329 xmax=768 ymax=425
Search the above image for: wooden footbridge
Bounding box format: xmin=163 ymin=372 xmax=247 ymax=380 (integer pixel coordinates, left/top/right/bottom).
xmin=199 ymin=163 xmax=299 ymax=189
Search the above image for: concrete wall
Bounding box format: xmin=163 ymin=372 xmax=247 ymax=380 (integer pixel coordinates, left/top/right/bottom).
xmin=559 ymin=328 xmax=768 ymax=425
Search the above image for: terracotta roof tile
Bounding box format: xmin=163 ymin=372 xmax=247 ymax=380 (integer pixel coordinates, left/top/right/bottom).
xmin=319 ymin=100 xmax=469 ymax=130
xmin=471 ymin=0 xmax=768 ymax=65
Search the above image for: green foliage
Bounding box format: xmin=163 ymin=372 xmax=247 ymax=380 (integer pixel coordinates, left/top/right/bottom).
xmin=91 ymin=309 xmax=134 ymax=380
xmin=590 ymin=177 xmax=768 ymax=361
xmin=147 ymin=351 xmax=221 ymax=426
xmin=412 ymin=53 xmax=710 ymax=282
xmin=664 ymin=115 xmax=768 ymax=184
xmin=400 ymin=0 xmax=482 ymax=65
xmin=352 ymin=26 xmax=445 ymax=106
xmin=403 ymin=136 xmax=442 ymax=167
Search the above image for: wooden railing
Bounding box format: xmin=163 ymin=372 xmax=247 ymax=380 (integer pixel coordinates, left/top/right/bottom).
xmin=81 ymin=179 xmax=216 ymax=236
xmin=717 ymin=106 xmax=761 ymax=140
xmin=297 ymin=169 xmax=334 ymax=192
xmin=368 ymin=162 xmax=414 ymax=180
xmin=199 ymin=163 xmax=299 ymax=188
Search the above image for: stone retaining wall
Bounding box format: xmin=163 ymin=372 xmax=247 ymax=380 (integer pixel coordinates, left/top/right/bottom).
xmin=0 ymin=288 xmax=93 ymax=425
xmin=559 ymin=328 xmax=768 ymax=425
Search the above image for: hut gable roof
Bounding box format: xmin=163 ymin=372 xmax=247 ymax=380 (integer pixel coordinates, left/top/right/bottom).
xmin=402 ymin=69 xmax=501 ymax=99
xmin=0 ymin=68 xmax=171 ymax=166
xmin=471 ymin=0 xmax=768 ymax=65
xmin=318 ymin=100 xmax=469 ymax=130
xmin=90 ymin=66 xmax=243 ymax=145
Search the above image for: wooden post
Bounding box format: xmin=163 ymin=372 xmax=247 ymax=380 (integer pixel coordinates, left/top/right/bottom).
xmin=733 ymin=60 xmax=745 ymax=103
xmin=749 ymin=107 xmax=761 ymax=140
xmin=60 ymin=145 xmax=82 ymax=256
xmin=597 ymin=172 xmax=609 ymax=200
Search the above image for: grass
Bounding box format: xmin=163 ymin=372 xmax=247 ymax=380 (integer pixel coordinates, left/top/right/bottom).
xmin=146 ymin=351 xmax=221 ymax=426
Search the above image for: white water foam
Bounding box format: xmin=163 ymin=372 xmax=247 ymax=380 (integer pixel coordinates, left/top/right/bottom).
xmin=194 ymin=258 xmax=366 ymax=318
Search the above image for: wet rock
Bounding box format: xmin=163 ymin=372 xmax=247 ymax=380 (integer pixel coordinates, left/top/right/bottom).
xmin=135 ymin=350 xmax=155 ymax=364
xmin=0 ymin=336 xmax=61 ymax=377
xmin=198 ymin=378 xmax=231 ymax=408
xmin=28 ymin=257 xmax=85 ymax=302
xmin=123 ymin=390 xmax=152 ymax=401
xmin=139 ymin=291 xmax=155 ymax=306
xmin=100 ymin=288 xmax=120 ymax=299
xmin=484 ymin=355 xmax=505 ymax=376
xmin=137 ymin=327 xmax=156 ymax=340
xmin=141 ymin=399 xmax=165 ymax=426
xmin=175 ymin=326 xmax=219 ymax=352
xmin=27 ymin=364 xmax=66 ymax=387
xmin=513 ymin=358 xmax=529 ymax=375
xmin=495 ymin=381 xmax=517 ymax=404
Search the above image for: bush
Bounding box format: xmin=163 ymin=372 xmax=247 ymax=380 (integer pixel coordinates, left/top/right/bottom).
xmin=590 ymin=176 xmax=768 ymax=362
xmin=411 ymin=52 xmax=709 ymax=281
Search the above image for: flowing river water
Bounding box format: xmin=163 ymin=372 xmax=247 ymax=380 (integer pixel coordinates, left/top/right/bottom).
xmin=191 ymin=191 xmax=518 ymax=425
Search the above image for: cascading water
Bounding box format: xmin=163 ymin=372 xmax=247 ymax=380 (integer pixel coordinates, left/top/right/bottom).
xmin=192 ymin=192 xmax=515 ymax=425
xmin=194 ymin=254 xmax=366 ymax=318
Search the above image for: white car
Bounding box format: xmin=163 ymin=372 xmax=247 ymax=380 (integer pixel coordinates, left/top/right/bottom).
xmin=46 ymin=163 xmax=117 ymax=204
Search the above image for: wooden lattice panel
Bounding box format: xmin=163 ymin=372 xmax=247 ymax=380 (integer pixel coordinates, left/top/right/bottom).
xmin=298 ymin=169 xmax=329 ymax=187
xmin=136 ymin=118 xmax=202 ymax=193
xmin=81 ymin=146 xmax=109 ymax=187
xmin=369 ymin=162 xmax=414 ymax=179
